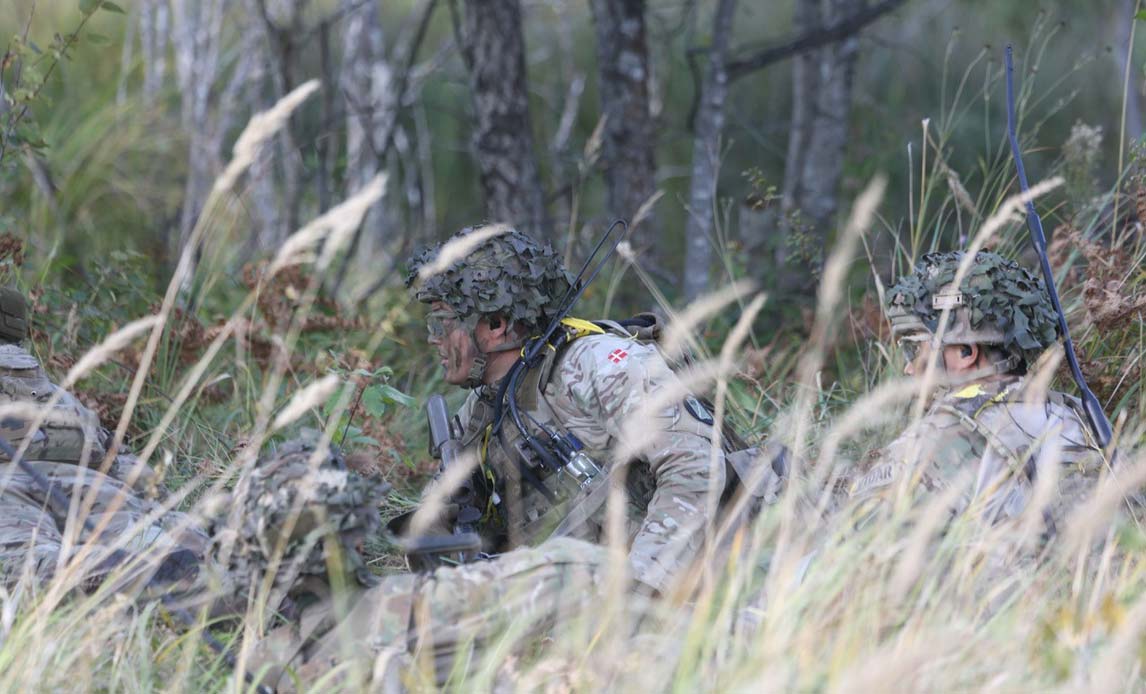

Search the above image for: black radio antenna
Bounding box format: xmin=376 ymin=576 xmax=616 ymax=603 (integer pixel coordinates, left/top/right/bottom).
xmin=1005 ymin=45 xmax=1113 ymax=449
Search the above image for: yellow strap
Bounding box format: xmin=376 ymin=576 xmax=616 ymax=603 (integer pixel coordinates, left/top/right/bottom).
xmin=953 ymin=384 xmax=985 ymax=399
xmin=480 ymin=424 xmax=497 ymax=519
xmin=560 ymin=317 xmax=606 ymax=338
xmin=521 ymin=317 xmax=604 ymax=356
xmin=953 ymin=381 xmax=1018 ymax=417
xmin=974 ymin=384 xmax=1016 ymax=418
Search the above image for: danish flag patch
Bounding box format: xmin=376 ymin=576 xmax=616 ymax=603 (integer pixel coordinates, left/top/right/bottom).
xmin=607 ymin=348 xmax=628 ymax=364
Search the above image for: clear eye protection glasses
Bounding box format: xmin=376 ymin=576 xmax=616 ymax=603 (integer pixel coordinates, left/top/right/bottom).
xmin=426 ymin=310 xmax=461 ymax=340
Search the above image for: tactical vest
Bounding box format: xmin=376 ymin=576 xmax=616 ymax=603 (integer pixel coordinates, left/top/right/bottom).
xmin=457 ymin=315 xmax=764 ymax=552
xmin=850 ymin=377 xmax=1106 ymax=532
xmin=455 ymin=319 xmax=623 ymax=550
xmin=0 ymin=344 xmax=105 ymax=464
xmin=935 ymin=379 xmax=1104 ymax=472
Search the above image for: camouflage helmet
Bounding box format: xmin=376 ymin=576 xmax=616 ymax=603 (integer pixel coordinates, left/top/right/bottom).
xmin=209 ymin=437 xmax=389 ymax=598
xmin=405 ymin=225 xmax=574 ymax=330
xmin=885 ymin=251 xmax=1060 ymax=365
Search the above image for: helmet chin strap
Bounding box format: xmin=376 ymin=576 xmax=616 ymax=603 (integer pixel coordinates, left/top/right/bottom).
xmin=460 ymin=322 xmax=526 ymax=389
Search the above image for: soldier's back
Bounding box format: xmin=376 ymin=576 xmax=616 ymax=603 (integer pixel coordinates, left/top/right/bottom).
xmin=849 ymin=375 xmax=1105 ymax=532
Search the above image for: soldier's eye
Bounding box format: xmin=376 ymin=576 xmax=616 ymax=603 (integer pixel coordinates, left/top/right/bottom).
xmin=427 ymin=311 xmax=459 ymax=338
xmin=899 ymin=340 xmax=920 ymax=362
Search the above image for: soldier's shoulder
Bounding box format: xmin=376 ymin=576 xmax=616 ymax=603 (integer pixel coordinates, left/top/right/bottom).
xmin=455 ymin=388 xmax=484 ymax=425
xmin=976 ymin=383 xmax=1097 ymax=456
xmin=559 ymin=332 xmax=658 ymax=370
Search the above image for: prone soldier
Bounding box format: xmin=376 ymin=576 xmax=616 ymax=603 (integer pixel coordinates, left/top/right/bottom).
xmin=846 ymin=250 xmax=1109 ymax=538
xmin=0 ymin=287 xmax=207 ymax=592
xmin=402 ymin=224 xmax=741 ymax=593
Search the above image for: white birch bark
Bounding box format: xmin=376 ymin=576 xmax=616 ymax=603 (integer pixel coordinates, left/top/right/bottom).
xmin=682 ymin=0 xmax=737 ymax=302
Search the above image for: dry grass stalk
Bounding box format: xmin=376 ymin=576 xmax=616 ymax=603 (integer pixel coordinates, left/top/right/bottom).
xmin=660 ymin=279 xmax=756 ymax=359
xmin=269 ymin=173 xmax=388 ymax=275
xmin=415 ymin=223 xmax=513 ymax=281
xmin=270 ymin=374 xmax=340 ymax=431
xmin=213 ymin=80 xmax=321 ymax=196
xmin=61 ymin=316 xmax=161 ymax=389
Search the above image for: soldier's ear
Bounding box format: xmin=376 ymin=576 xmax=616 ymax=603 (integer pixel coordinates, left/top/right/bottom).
xmin=950 ymin=343 xmax=979 ymax=372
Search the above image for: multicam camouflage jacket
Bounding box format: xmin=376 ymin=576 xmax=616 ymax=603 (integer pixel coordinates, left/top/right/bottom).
xmin=0 ymin=343 xmax=154 ymax=488
xmin=0 ymin=343 xmax=103 ymax=462
xmin=0 ymin=343 xmax=206 ymax=589
xmin=452 ymin=322 xmax=727 ymax=593
xmin=848 ymin=375 xmax=1106 ymax=533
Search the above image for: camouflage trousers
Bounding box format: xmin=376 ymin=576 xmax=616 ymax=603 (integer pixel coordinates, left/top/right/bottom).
xmin=250 ymin=537 xmax=621 ymax=690
xmin=0 ymin=460 xmax=207 ymax=590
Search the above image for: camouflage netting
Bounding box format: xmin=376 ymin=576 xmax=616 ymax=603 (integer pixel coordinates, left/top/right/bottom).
xmin=209 ymin=437 xmax=389 ymax=596
xmin=405 ymin=226 xmax=574 ymax=329
xmin=886 ymin=251 xmax=1060 ymax=364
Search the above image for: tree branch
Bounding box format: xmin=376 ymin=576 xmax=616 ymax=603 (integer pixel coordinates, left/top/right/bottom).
xmin=725 ymin=0 xmax=907 ymax=81
xmin=332 ymin=0 xmax=440 ymax=298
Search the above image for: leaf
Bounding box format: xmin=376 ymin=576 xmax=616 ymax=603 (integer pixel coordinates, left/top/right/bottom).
xmin=87 ymin=33 xmax=111 ymax=46
xmin=376 ymin=383 xmax=415 ymax=409
xmin=78 ymin=0 xmax=100 ymax=15
xmin=360 ymin=385 xmax=389 ymax=418
xmin=21 ymin=63 xmax=43 ymax=86
xmin=1136 ymin=9 xmax=1146 ymax=19
xmin=100 ymin=0 xmax=126 ymax=13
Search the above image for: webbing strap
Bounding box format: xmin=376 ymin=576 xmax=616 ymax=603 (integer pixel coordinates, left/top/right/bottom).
xmin=559 ymin=317 xmax=606 ymax=339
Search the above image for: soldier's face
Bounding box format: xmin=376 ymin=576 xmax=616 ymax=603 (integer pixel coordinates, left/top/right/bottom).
xmin=901 ymin=339 xmax=930 ymax=376
xmin=427 ymin=302 xmax=480 ymax=385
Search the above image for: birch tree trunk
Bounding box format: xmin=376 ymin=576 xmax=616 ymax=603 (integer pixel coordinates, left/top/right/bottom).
xmin=139 ymin=0 xmax=170 ymax=106
xmin=457 ymin=0 xmax=549 ymax=236
xmin=1115 ymin=0 xmax=1144 ymax=143
xmin=682 ymin=0 xmax=737 ymax=302
xmin=777 ymin=0 xmax=863 ymax=300
xmin=776 ymin=0 xmax=821 ymax=295
xmin=341 ymin=0 xmax=397 ymax=260
xmin=170 ymin=0 xmax=230 ymax=253
xmin=589 ymin=0 xmax=660 ymax=261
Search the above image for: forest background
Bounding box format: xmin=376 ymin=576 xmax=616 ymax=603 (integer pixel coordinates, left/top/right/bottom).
xmin=1 ymin=0 xmax=1146 ymax=690
xmin=3 ymin=0 xmax=1144 ymax=458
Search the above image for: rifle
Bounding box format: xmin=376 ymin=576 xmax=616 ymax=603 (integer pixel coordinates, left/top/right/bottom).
xmin=425 ymin=394 xmax=483 ymax=562
xmin=0 ymin=429 xmax=272 ymax=694
xmin=1004 ymin=45 xmax=1115 ymax=450
xmin=382 ymin=396 xmax=483 ymax=564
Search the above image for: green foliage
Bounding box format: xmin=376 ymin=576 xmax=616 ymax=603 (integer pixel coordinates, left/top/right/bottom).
xmin=78 ymin=0 xmax=125 ymax=16
xmin=322 ymin=366 xmax=415 ymax=449
xmin=0 ymin=3 xmax=112 ymax=174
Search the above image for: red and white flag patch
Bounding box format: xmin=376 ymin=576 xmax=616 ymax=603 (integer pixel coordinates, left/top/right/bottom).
xmin=607 ymin=348 xmax=628 ymax=364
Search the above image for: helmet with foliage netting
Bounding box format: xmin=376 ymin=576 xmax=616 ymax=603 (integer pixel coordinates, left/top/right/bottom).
xmin=885 ymin=250 xmax=1060 ymax=365
xmin=209 ymin=436 xmax=389 ymax=597
xmin=405 ymin=225 xmax=574 ymax=330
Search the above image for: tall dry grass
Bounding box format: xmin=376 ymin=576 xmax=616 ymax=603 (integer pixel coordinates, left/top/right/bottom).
xmin=3 ymin=31 xmax=1146 ymax=694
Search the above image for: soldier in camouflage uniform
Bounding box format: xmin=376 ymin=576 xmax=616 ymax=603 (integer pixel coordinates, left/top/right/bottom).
xmin=239 ymin=435 xmax=617 ymax=690
xmin=0 ymin=288 xmax=207 ymax=591
xmin=846 ymin=251 xmax=1108 ymax=535
xmin=242 ymin=225 xmax=756 ymax=688
xmin=404 ymin=225 xmax=734 ymax=594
